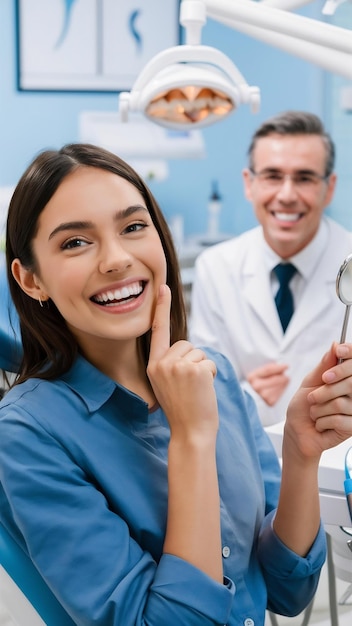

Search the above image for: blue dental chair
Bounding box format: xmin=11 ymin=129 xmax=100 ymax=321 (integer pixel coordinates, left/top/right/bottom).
xmin=0 ymin=525 xmax=74 ymax=626
xmin=0 ymin=260 xmax=74 ymax=625
xmin=0 ymin=259 xmax=22 ymax=375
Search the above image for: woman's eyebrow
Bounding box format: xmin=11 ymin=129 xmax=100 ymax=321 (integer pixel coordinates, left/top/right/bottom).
xmin=118 ymin=205 xmax=149 ymax=219
xmin=48 ymin=220 xmax=93 ymax=240
xmin=48 ymin=205 xmax=149 ymax=240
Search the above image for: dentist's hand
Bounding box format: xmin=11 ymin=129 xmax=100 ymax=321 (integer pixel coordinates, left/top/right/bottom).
xmin=247 ymin=362 xmax=290 ymax=406
xmin=285 ymin=342 xmax=352 ymax=459
xmin=147 ymin=285 xmax=218 ymax=439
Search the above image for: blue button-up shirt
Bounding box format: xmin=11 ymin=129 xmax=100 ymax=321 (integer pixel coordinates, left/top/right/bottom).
xmin=0 ymin=350 xmax=326 ymax=625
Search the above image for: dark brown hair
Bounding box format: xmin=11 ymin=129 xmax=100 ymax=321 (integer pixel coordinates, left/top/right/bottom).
xmin=6 ymin=143 xmax=187 ymax=384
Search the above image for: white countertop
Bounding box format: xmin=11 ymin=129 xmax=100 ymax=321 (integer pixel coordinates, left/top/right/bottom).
xmin=265 ymin=422 xmax=352 ymax=527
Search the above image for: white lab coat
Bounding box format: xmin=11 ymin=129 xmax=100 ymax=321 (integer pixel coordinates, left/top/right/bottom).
xmin=189 ymin=217 xmax=352 ymax=426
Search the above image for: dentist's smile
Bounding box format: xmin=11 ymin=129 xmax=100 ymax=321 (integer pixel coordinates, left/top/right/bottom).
xmin=271 ymin=211 xmax=303 ymax=223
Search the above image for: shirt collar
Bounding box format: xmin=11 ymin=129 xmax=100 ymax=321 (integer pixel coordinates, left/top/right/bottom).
xmin=60 ymin=354 xmax=149 ymax=414
xmin=263 ymin=217 xmax=329 ymax=280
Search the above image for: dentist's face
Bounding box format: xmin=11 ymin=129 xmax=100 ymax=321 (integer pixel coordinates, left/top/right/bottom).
xmin=242 ymin=134 xmax=336 ymax=258
xmin=27 ymin=167 xmax=167 ymax=356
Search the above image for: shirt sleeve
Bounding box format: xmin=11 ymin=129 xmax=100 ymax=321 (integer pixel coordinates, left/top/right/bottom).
xmin=242 ymin=389 xmax=281 ymax=514
xmin=258 ymin=511 xmax=326 ymax=616
xmin=0 ymin=405 xmax=235 ymax=626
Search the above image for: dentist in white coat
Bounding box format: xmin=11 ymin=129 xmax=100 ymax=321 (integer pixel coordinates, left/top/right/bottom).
xmin=190 ymin=111 xmax=352 ymax=427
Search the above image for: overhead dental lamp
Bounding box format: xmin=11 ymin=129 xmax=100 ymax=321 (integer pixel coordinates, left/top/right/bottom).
xmin=118 ymin=0 xmax=352 ymax=130
xmin=119 ymin=0 xmax=260 ymax=130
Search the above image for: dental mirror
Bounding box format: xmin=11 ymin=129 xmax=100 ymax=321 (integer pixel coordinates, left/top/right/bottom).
xmin=336 ymin=253 xmax=352 ymax=361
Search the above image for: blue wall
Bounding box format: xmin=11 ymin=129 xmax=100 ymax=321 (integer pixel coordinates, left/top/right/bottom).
xmin=0 ymin=1 xmax=343 ymax=239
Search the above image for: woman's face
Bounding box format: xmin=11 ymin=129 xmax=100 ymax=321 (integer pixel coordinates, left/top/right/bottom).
xmin=15 ymin=167 xmax=167 ymax=357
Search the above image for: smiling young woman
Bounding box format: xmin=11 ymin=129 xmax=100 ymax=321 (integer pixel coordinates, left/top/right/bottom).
xmin=6 ymin=145 xmax=186 ymax=384
xmin=1 ymin=143 xmax=352 ymax=626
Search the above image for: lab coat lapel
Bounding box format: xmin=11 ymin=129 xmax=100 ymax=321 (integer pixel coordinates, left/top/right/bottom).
xmin=242 ymin=244 xmax=283 ymax=340
xmin=282 ymin=255 xmax=336 ymax=346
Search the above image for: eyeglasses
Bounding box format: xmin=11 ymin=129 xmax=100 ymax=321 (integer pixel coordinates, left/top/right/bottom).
xmin=249 ymin=169 xmax=330 ymax=191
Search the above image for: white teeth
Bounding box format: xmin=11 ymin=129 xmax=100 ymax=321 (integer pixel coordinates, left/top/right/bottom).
xmin=274 ymin=212 xmax=300 ymax=222
xmin=93 ymin=282 xmax=143 ymax=303
xmin=120 ymin=287 xmax=130 ymax=299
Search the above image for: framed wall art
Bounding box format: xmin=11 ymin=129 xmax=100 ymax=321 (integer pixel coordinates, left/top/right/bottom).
xmin=16 ymin=0 xmax=180 ymax=92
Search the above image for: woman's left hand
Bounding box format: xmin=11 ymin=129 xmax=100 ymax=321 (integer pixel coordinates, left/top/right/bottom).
xmin=285 ymin=342 xmax=352 ymax=459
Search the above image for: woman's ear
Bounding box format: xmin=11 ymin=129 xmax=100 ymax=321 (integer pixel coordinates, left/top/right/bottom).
xmin=11 ymin=258 xmax=47 ymax=303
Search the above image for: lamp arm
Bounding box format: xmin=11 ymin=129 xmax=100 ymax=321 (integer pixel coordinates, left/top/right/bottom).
xmin=203 ymin=0 xmax=352 ymax=54
xmin=260 ymin=0 xmax=313 ymax=9
xmin=218 ymin=16 xmax=352 ymax=79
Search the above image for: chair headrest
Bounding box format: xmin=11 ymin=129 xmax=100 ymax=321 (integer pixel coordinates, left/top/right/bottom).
xmin=0 ymin=258 xmax=22 ymax=373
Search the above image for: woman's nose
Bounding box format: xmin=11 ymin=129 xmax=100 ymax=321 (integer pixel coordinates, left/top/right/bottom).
xmin=98 ymin=241 xmax=133 ymax=274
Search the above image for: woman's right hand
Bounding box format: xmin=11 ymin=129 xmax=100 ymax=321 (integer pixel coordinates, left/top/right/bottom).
xmin=147 ymin=284 xmax=219 ymax=441
xmin=147 ymin=285 xmax=223 ymax=583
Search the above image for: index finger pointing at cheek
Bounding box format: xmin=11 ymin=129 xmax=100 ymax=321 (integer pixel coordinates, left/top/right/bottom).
xmin=148 ymin=284 xmax=171 ymax=362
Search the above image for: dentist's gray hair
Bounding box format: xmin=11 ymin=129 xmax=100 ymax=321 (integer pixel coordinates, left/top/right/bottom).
xmin=247 ymin=110 xmax=335 ymax=177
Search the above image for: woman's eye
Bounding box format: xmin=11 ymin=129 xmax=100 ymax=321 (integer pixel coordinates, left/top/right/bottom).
xmin=61 ymin=238 xmax=89 ymax=250
xmin=123 ymin=222 xmax=148 ymax=235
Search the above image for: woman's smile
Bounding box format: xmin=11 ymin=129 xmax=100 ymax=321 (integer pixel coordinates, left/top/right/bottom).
xmin=91 ymin=280 xmax=144 ymax=305
xmin=90 ymin=278 xmax=148 ymax=313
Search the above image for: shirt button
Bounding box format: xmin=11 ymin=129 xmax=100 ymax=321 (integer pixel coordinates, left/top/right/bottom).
xmin=244 ymin=619 xmax=254 ymax=626
xmin=222 ymin=546 xmax=231 ymax=558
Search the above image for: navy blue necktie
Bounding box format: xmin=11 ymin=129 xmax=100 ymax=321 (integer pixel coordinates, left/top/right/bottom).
xmin=273 ymin=263 xmax=297 ymax=332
